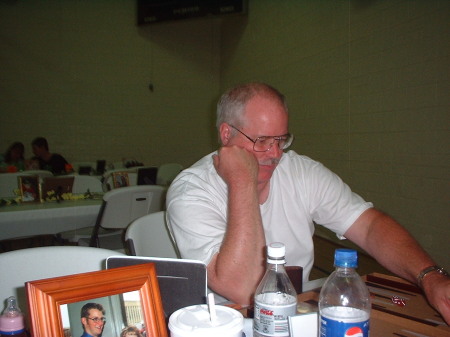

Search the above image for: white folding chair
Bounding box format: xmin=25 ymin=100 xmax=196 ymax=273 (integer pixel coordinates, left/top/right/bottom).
xmin=72 ymin=175 xmax=103 ymax=194
xmin=71 ymin=161 xmax=96 ymax=174
xmin=125 ymin=211 xmax=180 ymax=258
xmin=102 ymin=168 xmax=138 ymax=191
xmin=0 ymin=171 xmax=53 ymax=198
xmin=77 ymin=185 xmax=167 ymax=249
xmin=0 ymin=246 xmax=125 ymax=320
xmin=20 ymin=170 xmax=53 ymax=180
xmin=0 ymin=172 xmax=26 ymax=197
xmin=59 ymin=185 xmax=167 ymax=250
xmin=156 ymin=163 xmax=183 ymax=186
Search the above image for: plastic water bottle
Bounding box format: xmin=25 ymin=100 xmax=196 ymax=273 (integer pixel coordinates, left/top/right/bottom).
xmin=253 ymin=242 xmax=298 ymax=337
xmin=0 ymin=296 xmax=28 ymax=337
xmin=318 ymin=249 xmax=371 ymax=337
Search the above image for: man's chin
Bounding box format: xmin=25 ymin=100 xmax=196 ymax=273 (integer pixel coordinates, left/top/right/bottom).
xmin=258 ymin=165 xmax=276 ymax=182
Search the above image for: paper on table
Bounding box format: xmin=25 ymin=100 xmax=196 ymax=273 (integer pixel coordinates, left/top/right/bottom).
xmin=288 ymin=312 xmax=318 ymax=337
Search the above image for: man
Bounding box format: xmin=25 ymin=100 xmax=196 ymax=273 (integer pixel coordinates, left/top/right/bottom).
xmin=166 ymin=82 xmax=450 ymax=324
xmin=31 ymin=136 xmax=68 ymax=174
xmin=80 ymin=302 xmax=106 ymax=337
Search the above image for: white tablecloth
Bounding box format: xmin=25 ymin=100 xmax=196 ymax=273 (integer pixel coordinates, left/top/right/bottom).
xmin=0 ymin=199 xmax=102 ymax=240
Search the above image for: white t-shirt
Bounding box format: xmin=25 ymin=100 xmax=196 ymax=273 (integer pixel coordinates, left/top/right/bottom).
xmin=166 ymin=150 xmax=373 ymax=281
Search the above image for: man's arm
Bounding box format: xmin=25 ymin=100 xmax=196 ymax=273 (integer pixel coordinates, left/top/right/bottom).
xmin=207 ymin=146 xmax=266 ymax=305
xmin=345 ymin=208 xmax=450 ymax=324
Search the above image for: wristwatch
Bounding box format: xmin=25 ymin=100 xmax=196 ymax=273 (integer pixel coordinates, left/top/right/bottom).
xmin=417 ymin=265 xmax=449 ymax=288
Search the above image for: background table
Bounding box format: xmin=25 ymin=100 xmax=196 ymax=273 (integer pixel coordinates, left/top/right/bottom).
xmin=0 ymin=199 xmax=102 ymax=241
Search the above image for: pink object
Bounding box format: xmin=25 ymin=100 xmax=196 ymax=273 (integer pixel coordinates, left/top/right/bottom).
xmin=0 ymin=297 xmax=26 ymax=335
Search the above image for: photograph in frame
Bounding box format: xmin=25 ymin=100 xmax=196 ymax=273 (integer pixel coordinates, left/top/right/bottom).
xmin=18 ymin=175 xmax=40 ymax=202
xmin=61 ymin=291 xmax=144 ymax=337
xmin=26 ymin=263 xmax=168 ymax=337
xmin=112 ymin=172 xmax=130 ymax=188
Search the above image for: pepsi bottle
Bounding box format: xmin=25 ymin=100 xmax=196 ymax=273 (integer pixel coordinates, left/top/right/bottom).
xmin=318 ymin=249 xmax=371 ymax=337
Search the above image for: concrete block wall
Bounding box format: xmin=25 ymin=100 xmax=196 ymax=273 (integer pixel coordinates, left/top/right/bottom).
xmin=220 ymin=0 xmax=449 ymax=268
xmin=0 ymin=1 xmax=221 ymax=167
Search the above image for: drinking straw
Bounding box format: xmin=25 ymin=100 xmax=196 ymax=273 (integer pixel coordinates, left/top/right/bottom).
xmin=207 ymin=292 xmax=217 ymax=325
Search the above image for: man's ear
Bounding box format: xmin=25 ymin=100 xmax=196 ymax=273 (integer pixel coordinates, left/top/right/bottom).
xmin=219 ymin=123 xmax=231 ymax=145
xmin=81 ymin=317 xmax=87 ymax=326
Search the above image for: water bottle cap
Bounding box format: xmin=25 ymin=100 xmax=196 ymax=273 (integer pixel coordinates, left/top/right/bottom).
xmin=334 ymin=249 xmax=358 ymax=268
xmin=267 ymin=242 xmax=286 ymax=264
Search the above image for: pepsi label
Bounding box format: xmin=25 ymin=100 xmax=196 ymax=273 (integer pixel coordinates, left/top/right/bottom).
xmin=320 ymin=306 xmax=369 ymax=337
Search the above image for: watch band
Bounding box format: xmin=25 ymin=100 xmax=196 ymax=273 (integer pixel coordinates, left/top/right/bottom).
xmin=417 ymin=265 xmax=449 ymax=288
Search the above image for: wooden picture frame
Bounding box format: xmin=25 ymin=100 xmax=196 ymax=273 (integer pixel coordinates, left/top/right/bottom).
xmin=26 ymin=263 xmax=168 ymax=337
xmin=18 ymin=175 xmax=40 ymax=202
xmin=112 ymin=171 xmax=130 ymax=188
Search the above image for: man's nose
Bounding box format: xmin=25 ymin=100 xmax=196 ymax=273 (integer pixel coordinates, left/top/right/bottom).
xmin=267 ymin=140 xmax=282 ymax=157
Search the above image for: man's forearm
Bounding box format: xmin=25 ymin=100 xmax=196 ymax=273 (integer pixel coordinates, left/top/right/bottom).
xmin=346 ymin=208 xmax=450 ymax=324
xmin=345 ymin=208 xmax=435 ymax=283
xmin=208 ymin=182 xmax=266 ymax=304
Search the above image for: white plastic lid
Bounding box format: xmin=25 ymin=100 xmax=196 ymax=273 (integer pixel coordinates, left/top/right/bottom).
xmin=267 ymin=242 xmax=286 ymax=263
xmin=168 ymin=304 xmax=243 ymax=337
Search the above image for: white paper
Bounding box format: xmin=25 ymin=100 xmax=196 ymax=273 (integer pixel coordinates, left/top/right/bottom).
xmin=288 ymin=312 xmax=318 ymax=337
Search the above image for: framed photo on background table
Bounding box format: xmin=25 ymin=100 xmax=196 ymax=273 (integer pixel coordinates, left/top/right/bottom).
xmin=18 ymin=175 xmax=40 ymax=202
xmin=112 ymin=171 xmax=130 ymax=188
xmin=26 ymin=263 xmax=168 ymax=337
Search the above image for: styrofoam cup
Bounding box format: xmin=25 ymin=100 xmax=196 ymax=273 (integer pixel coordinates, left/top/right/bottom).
xmin=168 ymin=304 xmax=243 ymax=337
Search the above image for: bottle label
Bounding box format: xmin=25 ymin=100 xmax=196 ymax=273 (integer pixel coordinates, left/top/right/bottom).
xmin=320 ymin=307 xmax=369 ymax=337
xmin=254 ymin=295 xmax=297 ymax=337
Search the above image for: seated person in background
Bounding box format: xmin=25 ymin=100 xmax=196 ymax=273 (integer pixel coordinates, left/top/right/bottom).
xmin=0 ymin=142 xmax=25 ymax=172
xmin=31 ymin=137 xmax=68 ymax=174
xmin=166 ymin=82 xmax=450 ymax=323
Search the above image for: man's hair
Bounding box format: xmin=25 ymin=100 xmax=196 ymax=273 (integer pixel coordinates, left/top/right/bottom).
xmin=4 ymin=142 xmax=24 ymax=162
xmin=80 ymin=302 xmax=105 ymax=331
xmin=81 ymin=302 xmax=105 ymax=318
xmin=216 ymin=82 xmax=288 ymax=130
xmin=31 ymin=137 xmax=49 ymax=151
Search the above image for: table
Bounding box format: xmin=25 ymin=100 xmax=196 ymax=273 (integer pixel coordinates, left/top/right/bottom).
xmin=299 ymin=273 xmax=449 ymax=337
xmin=238 ymin=273 xmax=449 ymax=336
xmin=0 ymin=198 xmax=102 ymax=241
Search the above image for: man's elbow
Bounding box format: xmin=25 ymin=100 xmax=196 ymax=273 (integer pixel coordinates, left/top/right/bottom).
xmin=209 ymin=279 xmax=254 ymax=305
xmin=207 ymin=269 xmax=255 ymax=305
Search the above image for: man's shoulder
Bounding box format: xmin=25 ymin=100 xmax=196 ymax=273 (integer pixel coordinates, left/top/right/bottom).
xmin=176 ymin=152 xmax=216 ymax=178
xmin=51 ymin=153 xmax=64 ymax=159
xmin=167 ymin=152 xmax=222 ymax=198
xmin=50 ymin=153 xmax=67 ymax=162
xmin=80 ymin=332 xmax=93 ymax=337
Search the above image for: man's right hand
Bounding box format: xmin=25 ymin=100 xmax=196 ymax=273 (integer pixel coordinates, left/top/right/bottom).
xmin=213 ymin=145 xmax=259 ymax=187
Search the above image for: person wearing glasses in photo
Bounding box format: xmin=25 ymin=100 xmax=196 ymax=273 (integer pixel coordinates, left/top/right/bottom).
xmin=80 ymin=303 xmax=106 ymax=337
xmin=166 ymin=82 xmax=450 ymax=324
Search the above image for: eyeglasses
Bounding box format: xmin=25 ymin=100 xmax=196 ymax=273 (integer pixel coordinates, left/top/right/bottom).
xmin=230 ymin=125 xmax=294 ymax=152
xmin=86 ymin=317 xmax=106 ymax=323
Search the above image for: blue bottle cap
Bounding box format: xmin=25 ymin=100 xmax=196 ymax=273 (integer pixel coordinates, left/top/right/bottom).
xmin=334 ymin=249 xmax=358 ymax=268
